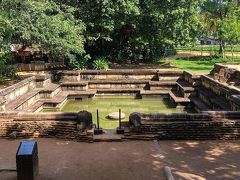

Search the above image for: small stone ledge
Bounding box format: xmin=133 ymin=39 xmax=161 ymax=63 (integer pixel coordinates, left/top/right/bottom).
xmin=157 ymin=70 xmax=183 ymax=76
xmin=14 ymin=112 xmax=78 ymax=121
xmin=88 ymin=80 xmax=150 ymax=84
xmin=140 ymin=113 xmax=211 ymax=121
xmin=62 ymin=69 xmax=183 ymax=76
xmin=80 ymin=69 xmax=160 ymax=75
xmin=176 ymin=81 xmax=195 ymax=92
xmin=97 ymin=89 xmax=140 ymax=94
xmin=169 ymin=90 xmax=190 ymax=103
xmin=140 ymin=90 xmax=169 ymax=95
xmin=149 ymin=81 xmax=177 ymax=86
xmin=61 ymin=82 xmax=88 ymax=86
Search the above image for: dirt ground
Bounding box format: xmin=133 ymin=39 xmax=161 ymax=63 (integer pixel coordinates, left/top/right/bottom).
xmin=1 ymin=139 xmax=240 ymax=180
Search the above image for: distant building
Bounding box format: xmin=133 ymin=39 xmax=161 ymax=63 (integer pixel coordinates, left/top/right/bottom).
xmin=11 ymin=44 xmax=52 ymax=63
xmin=200 ymin=36 xmax=220 ymax=45
xmin=11 ymin=44 xmax=65 ymax=71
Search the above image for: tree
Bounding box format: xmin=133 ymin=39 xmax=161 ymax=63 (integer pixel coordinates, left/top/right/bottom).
xmin=201 ymin=0 xmax=240 ymax=56
xmin=60 ymin=0 xmax=203 ymax=63
xmin=221 ymin=2 xmax=240 ymax=57
xmin=0 ymin=0 xmax=86 ymax=63
xmin=0 ymin=12 xmax=13 ymax=57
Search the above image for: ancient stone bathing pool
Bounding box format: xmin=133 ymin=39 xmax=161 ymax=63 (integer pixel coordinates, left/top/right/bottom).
xmin=1 ymin=64 xmax=240 ymax=141
xmin=42 ymin=95 xmax=190 ymax=129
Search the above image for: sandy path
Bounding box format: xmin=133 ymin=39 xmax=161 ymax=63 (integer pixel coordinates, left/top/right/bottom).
xmin=1 ymin=139 xmax=240 ymax=180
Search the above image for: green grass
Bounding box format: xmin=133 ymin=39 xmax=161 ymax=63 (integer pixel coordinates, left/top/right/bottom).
xmin=160 ymin=57 xmax=240 ymax=74
xmin=176 ymin=45 xmax=240 ymax=52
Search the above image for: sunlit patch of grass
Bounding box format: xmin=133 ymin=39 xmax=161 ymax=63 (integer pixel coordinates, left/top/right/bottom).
xmin=160 ymin=57 xmax=240 ymax=74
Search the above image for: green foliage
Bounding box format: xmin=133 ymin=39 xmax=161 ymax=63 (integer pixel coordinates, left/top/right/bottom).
xmin=221 ymin=3 xmax=240 ymax=46
xmin=201 ymin=0 xmax=240 ymax=54
xmin=0 ymin=0 xmax=85 ymax=62
xmin=73 ymin=54 xmax=91 ymax=70
xmin=0 ymin=61 xmax=18 ymax=80
xmin=60 ymin=0 xmax=203 ymax=63
xmin=93 ymin=57 xmax=109 ymax=70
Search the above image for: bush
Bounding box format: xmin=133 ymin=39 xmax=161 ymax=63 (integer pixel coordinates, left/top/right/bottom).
xmin=93 ymin=57 xmax=109 ymax=70
xmin=73 ymin=54 xmax=91 ymax=70
xmin=0 ymin=59 xmax=18 ymax=81
xmin=73 ymin=60 xmax=88 ymax=70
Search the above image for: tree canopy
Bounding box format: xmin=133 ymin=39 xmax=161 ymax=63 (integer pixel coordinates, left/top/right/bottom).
xmin=60 ymin=0 xmax=203 ymax=62
xmin=200 ymin=0 xmax=240 ymax=54
xmin=1 ymin=0 xmax=239 ymax=69
xmin=0 ymin=0 xmax=85 ymax=63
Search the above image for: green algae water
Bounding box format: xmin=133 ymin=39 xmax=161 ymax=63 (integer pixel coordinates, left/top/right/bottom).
xmin=43 ymin=95 xmax=189 ymax=129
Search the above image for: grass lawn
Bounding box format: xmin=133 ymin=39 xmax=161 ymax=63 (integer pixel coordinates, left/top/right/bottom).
xmin=176 ymin=45 xmax=240 ymax=52
xmin=160 ymin=57 xmax=240 ymax=74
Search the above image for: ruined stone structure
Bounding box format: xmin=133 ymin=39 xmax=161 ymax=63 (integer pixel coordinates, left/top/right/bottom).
xmin=0 ymin=63 xmax=240 ymax=141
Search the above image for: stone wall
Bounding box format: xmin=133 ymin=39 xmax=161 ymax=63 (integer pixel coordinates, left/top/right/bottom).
xmin=126 ymin=112 xmax=240 ymax=140
xmin=0 ymin=112 xmax=93 ymax=142
xmin=61 ymin=69 xmax=183 ymax=82
xmin=17 ymin=62 xmax=65 ymax=71
xmin=0 ymin=77 xmax=36 ymax=104
xmin=88 ymin=81 xmax=149 ymax=90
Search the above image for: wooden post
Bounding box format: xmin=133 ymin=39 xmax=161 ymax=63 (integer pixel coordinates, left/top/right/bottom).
xmin=94 ymin=109 xmax=103 ymax=134
xmin=97 ymin=109 xmax=100 ymax=129
xmin=116 ymin=108 xmax=124 ymax=134
xmin=119 ymin=109 xmax=121 ymax=128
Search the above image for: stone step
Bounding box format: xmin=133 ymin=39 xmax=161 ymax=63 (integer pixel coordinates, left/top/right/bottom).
xmin=61 ymin=82 xmax=88 ymax=91
xmin=169 ymin=90 xmax=190 ymax=103
xmin=5 ymin=89 xmax=41 ymax=111
xmin=60 ymin=90 xmax=96 ymax=97
xmin=96 ymin=89 xmax=141 ymax=94
xmin=40 ymin=83 xmax=60 ymax=93
xmin=27 ymin=101 xmax=44 ymax=112
xmin=87 ymin=80 xmax=150 ymax=84
xmin=149 ymin=81 xmax=176 ymax=86
xmin=176 ymin=80 xmax=195 ymax=93
xmin=39 ymin=96 xmax=67 ymax=105
xmin=124 ymin=130 xmax=240 ymax=140
xmin=140 ymin=90 xmax=169 ymax=95
xmin=149 ymin=80 xmax=176 ymax=90
xmin=93 ymin=130 xmax=123 ymax=142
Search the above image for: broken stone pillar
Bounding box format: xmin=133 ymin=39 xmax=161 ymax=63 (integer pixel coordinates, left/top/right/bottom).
xmin=129 ymin=112 xmax=142 ymax=128
xmin=77 ymin=111 xmax=93 ymax=131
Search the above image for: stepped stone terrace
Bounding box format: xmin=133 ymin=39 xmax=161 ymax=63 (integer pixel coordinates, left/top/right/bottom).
xmin=0 ymin=63 xmax=240 ymax=141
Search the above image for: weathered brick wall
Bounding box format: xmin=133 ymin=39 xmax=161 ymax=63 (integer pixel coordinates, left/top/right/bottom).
xmin=0 ymin=112 xmax=93 ymax=142
xmin=127 ymin=112 xmax=240 ymax=140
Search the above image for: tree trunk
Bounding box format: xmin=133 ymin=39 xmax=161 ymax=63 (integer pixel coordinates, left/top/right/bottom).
xmin=219 ymin=40 xmax=225 ymax=58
